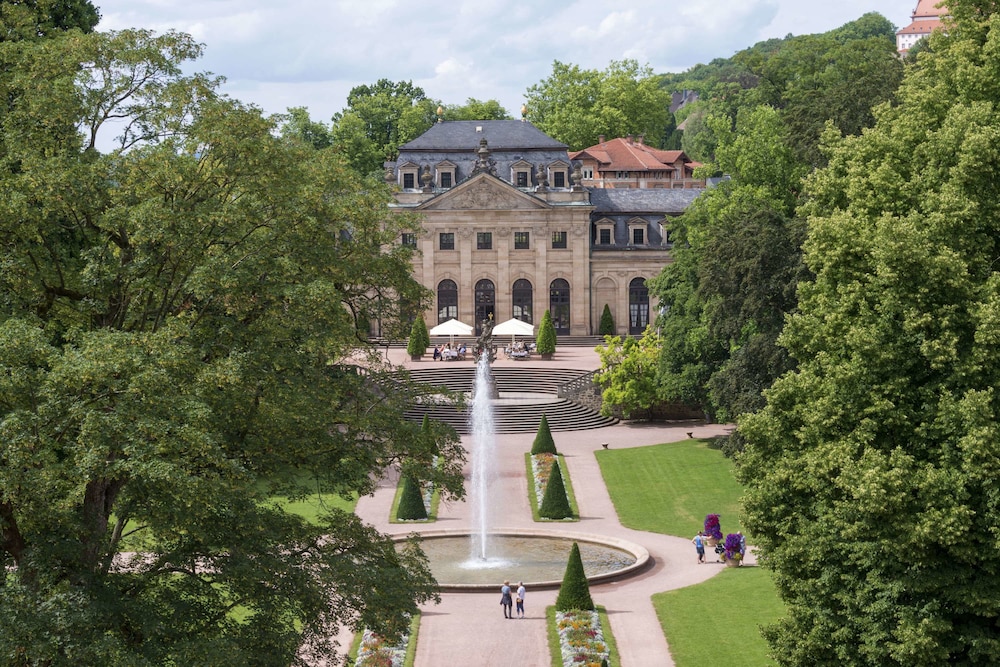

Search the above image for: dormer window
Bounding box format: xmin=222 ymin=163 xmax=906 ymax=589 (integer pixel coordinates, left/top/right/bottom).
xmin=398 ymin=162 xmax=419 ymax=190
xmin=628 ymin=218 xmax=647 ymax=246
xmin=548 ymin=160 xmax=569 ymax=188
xmin=511 ymin=159 xmax=533 ymax=189
xmin=596 ymin=218 xmax=615 ymax=246
xmin=436 ymin=160 xmax=456 ymax=189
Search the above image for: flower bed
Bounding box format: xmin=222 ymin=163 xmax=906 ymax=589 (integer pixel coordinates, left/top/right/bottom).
xmin=354 ymin=626 xmax=409 ymax=667
xmin=531 ymin=452 xmax=558 ymax=505
xmin=556 ymin=609 xmax=610 ymax=667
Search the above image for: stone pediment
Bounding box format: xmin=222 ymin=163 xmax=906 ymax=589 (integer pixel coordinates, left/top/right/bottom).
xmin=417 ymin=173 xmax=550 ymax=211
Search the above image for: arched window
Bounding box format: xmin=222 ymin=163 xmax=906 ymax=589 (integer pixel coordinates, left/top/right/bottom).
xmin=549 ymin=278 xmax=570 ymax=335
xmin=437 ymin=280 xmax=458 ymax=323
xmin=629 ymin=277 xmax=650 ymax=334
xmin=475 ymin=279 xmax=496 ymax=333
xmin=512 ymin=279 xmax=533 ymax=323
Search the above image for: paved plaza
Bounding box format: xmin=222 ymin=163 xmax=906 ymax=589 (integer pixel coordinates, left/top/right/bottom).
xmin=351 ymin=346 xmax=740 ymax=666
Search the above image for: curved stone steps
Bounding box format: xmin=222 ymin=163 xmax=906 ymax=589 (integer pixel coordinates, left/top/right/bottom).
xmin=402 ymin=367 xmax=617 ymax=434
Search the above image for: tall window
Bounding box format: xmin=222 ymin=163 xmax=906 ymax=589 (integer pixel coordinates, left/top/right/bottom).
xmin=437 ymin=280 xmax=458 ymax=323
xmin=512 ymin=279 xmax=533 ymax=323
xmin=440 ymin=232 xmax=455 ymax=250
xmin=551 ymin=231 xmax=567 ymax=249
xmin=553 ymin=171 xmax=566 ymax=188
xmin=629 ymin=277 xmax=650 ymax=334
xmin=516 ymin=172 xmax=528 ymax=187
xmin=440 ymin=172 xmax=452 ymax=188
xmin=403 ymin=173 xmax=415 ymax=189
xmin=475 ymin=279 xmax=495 ymax=333
xmin=477 ymin=232 xmax=492 ymax=250
xmin=514 ymin=232 xmax=530 ymax=249
xmin=599 ymin=229 xmax=612 ymax=245
xmin=549 ymin=278 xmax=570 ymax=335
xmin=401 ymin=233 xmax=417 ymax=248
xmin=632 ymin=228 xmax=644 ymax=245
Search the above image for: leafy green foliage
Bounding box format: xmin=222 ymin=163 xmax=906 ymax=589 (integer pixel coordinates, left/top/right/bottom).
xmin=554 ymin=543 xmax=594 ymax=611
xmin=0 ymin=0 xmax=99 ymax=42
xmin=406 ymin=318 xmax=430 ymax=358
xmin=280 ymin=106 xmax=333 ymax=149
xmin=739 ymin=4 xmax=1000 ymax=662
xmin=331 ymin=79 xmax=437 ymax=176
xmin=531 ymin=414 xmax=557 ymax=455
xmin=0 ymin=29 xmax=465 ymax=665
xmin=539 ymin=459 xmax=572 ymax=520
xmin=439 ymin=98 xmax=512 ymax=121
xmin=536 ymin=310 xmax=557 ymax=355
xmin=598 ymin=304 xmax=615 ymax=335
xmin=595 ymin=330 xmax=665 ymax=420
xmin=525 ymin=59 xmax=672 ymax=150
xmin=396 ymin=475 xmax=428 ymax=521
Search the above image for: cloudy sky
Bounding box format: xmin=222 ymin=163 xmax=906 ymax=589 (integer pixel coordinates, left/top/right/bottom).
xmin=94 ymin=0 xmax=920 ymax=124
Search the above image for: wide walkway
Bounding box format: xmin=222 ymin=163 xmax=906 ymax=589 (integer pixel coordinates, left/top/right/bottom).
xmin=350 ymin=346 xmax=740 ymax=666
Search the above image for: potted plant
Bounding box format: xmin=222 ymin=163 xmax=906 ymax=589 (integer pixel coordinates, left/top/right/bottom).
xmin=406 ymin=317 xmax=430 ymax=361
xmin=536 ymin=310 xmax=557 ymax=360
xmin=722 ymin=532 xmax=743 ymax=567
xmin=703 ymin=513 xmax=723 ymax=546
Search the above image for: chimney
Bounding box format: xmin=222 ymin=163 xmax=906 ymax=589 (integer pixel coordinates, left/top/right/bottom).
xmin=626 ymin=134 xmax=633 ymax=144
xmin=598 ymin=135 xmax=605 ymax=144
xmin=637 ymin=134 xmax=644 ymax=145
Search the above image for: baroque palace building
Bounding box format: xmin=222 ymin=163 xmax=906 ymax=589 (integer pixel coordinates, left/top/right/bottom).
xmin=385 ymin=120 xmax=703 ymax=336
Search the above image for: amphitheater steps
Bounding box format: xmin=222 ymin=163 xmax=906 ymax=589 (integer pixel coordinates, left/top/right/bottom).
xmin=402 ymin=367 xmax=618 ymax=434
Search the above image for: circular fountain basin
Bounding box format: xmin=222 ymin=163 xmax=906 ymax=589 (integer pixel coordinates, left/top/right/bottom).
xmin=397 ymin=530 xmax=650 ymax=592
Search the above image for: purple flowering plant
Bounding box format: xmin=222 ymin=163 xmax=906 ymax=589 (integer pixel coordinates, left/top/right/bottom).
xmin=703 ymin=514 xmax=723 ymax=540
xmin=724 ymin=533 xmax=743 ymax=561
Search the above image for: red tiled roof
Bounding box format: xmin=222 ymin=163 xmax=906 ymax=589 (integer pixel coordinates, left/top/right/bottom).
xmin=898 ymin=18 xmax=943 ymax=35
xmin=913 ymin=0 xmax=946 ymax=18
xmin=571 ymin=137 xmax=691 ymax=173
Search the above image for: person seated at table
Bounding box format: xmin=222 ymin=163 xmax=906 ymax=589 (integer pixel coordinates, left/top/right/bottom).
xmin=458 ymin=343 xmax=467 ymax=359
xmin=433 ymin=345 xmax=441 ymax=361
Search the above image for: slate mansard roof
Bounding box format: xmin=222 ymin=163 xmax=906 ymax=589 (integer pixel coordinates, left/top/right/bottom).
xmin=589 ymin=188 xmax=702 ymax=215
xmin=391 ymin=120 xmax=573 ymax=186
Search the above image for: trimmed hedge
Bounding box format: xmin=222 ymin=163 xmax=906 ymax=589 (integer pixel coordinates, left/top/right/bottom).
xmin=531 ymin=414 xmax=557 ymax=455
xmin=539 ymin=458 xmax=572 ymax=520
xmin=555 ymin=542 xmax=594 ymax=611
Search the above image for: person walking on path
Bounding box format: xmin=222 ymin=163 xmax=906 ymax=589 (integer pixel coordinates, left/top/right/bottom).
xmin=693 ymin=531 xmax=705 ymax=564
xmin=500 ymin=580 xmax=513 ymax=619
xmin=515 ymin=582 xmax=526 ymax=619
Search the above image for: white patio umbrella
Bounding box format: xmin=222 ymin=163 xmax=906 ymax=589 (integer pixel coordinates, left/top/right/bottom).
xmin=429 ymin=318 xmax=473 ymax=345
xmin=492 ymin=317 xmax=535 ymax=344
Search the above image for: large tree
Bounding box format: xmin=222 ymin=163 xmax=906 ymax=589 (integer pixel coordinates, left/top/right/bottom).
xmin=0 ymin=29 xmax=464 ymax=665
xmin=739 ymin=4 xmax=1000 ymax=663
xmin=0 ymin=0 xmax=99 ymax=41
xmin=524 ymin=59 xmax=672 ymax=150
xmin=330 ymin=79 xmax=437 ymax=177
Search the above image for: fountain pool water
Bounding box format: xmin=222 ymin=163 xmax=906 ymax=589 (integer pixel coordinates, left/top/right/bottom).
xmin=409 ymin=345 xmax=649 ymax=590
xmin=409 ymin=532 xmax=646 ymax=590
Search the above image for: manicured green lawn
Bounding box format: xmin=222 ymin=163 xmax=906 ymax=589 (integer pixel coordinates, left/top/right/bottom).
xmin=653 ymin=566 xmax=783 ymax=666
xmin=596 ymin=438 xmax=745 ymax=538
xmin=597 ymin=438 xmax=785 ymax=667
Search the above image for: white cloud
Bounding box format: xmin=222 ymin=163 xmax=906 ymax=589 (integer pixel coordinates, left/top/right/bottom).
xmin=93 ymin=0 xmax=920 ymax=125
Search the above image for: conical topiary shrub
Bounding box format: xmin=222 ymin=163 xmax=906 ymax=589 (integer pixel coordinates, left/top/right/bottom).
xmin=406 ymin=318 xmax=430 ymax=360
xmin=536 ymin=310 xmax=557 ymax=357
xmin=396 ymin=474 xmax=427 ymax=520
xmin=539 ymin=458 xmax=572 ymax=520
xmin=555 ymin=542 xmax=594 ymax=611
xmin=530 ymin=414 xmax=557 ymax=455
xmin=598 ymin=304 xmax=615 ymax=336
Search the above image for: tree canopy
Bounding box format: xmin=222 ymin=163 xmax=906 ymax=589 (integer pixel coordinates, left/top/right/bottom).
xmin=0 ymin=28 xmax=464 ymax=665
xmin=524 ymin=59 xmax=673 ymax=150
xmin=739 ymin=3 xmax=1000 ymax=662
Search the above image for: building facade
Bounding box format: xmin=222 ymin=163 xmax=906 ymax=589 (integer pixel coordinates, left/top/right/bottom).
xmin=385 ymin=121 xmax=703 ymax=336
xmin=896 ymin=0 xmax=948 ymax=53
xmin=570 ymin=136 xmax=704 ymax=190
